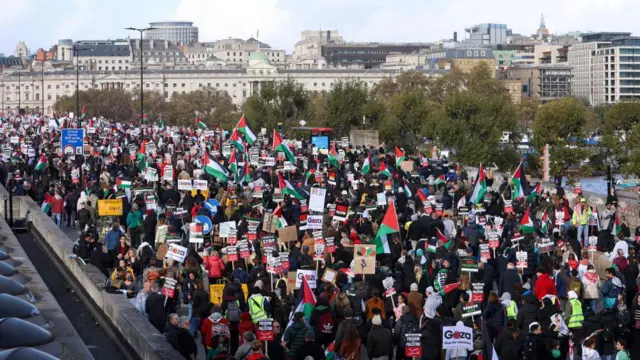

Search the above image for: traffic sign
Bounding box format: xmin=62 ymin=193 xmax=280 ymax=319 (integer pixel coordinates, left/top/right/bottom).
xmin=61 ymin=129 xmax=85 ymax=156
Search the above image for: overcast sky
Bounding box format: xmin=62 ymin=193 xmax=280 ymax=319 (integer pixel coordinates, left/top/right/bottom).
xmin=1 ymin=0 xmax=638 ymax=56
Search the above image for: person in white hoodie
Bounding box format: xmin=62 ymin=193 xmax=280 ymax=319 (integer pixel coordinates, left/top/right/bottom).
xmin=582 ymin=335 xmax=602 ymax=360
xmin=423 ymin=286 xmax=442 ymax=319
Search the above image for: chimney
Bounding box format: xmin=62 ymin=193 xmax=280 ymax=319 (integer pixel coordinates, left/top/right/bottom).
xmin=453 ymin=32 xmax=458 ymax=42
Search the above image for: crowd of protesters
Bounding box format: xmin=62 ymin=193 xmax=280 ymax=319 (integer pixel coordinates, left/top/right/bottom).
xmin=2 ymin=112 xmax=639 ymax=360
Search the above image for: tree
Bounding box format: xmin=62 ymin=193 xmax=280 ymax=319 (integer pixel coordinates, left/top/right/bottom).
xmin=54 ymin=89 xmax=135 ymax=121
xmin=242 ymin=79 xmax=310 ymax=133
xmin=372 ymin=70 xmax=433 ymax=100
xmin=133 ymin=91 xmax=167 ymax=124
xmin=532 ymin=97 xmax=590 ymax=179
xmin=165 ymin=89 xmax=238 ymax=128
xmin=604 ymin=102 xmax=640 ymax=174
xmin=325 ymin=80 xmax=371 ymax=137
xmin=516 ymin=98 xmax=540 ymax=132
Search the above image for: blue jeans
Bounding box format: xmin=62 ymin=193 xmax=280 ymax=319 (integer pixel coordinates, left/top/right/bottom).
xmin=602 ymin=355 xmax=614 ymax=360
xmin=189 ymin=316 xmax=201 ymax=336
xmin=53 ymin=213 xmax=62 ymax=227
xmin=584 ymin=299 xmax=598 ymax=312
xmin=577 ymin=224 xmax=589 ymax=247
xmin=562 ymin=220 xmax=572 ymax=237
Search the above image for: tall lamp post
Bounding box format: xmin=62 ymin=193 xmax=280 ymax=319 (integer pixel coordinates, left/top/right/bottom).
xmin=72 ymin=45 xmax=87 ymax=123
xmin=125 ymin=26 xmax=155 ymax=124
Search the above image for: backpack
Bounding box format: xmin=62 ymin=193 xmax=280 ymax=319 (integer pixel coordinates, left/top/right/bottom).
xmin=227 ymin=300 xmax=241 ymax=323
xmin=568 ymin=278 xmax=581 ymax=296
xmin=316 ymin=311 xmax=335 ymax=335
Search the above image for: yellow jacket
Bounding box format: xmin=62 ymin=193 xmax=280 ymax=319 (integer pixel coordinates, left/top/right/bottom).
xmin=572 ymin=204 xmax=592 ymax=226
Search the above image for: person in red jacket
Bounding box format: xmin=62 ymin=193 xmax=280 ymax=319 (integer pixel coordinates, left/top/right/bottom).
xmin=50 ymin=190 xmax=65 ymax=227
xmin=533 ymin=267 xmax=557 ymax=301
xmin=203 ymin=250 xmax=225 ymax=285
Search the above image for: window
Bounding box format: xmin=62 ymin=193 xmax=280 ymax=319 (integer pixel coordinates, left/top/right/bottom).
xmin=173 ymin=83 xmax=177 ymax=88
xmin=47 ymin=85 xmax=51 ymax=89
xmin=98 ymin=66 xmax=102 ymax=70
xmin=146 ymin=84 xmax=150 ymax=88
xmin=47 ymin=94 xmax=51 ymax=100
xmin=56 ymin=95 xmax=60 ymax=100
xmin=36 ymin=93 xmax=39 ymax=101
xmin=98 ymin=60 xmax=102 ymax=64
xmin=225 ymin=83 xmax=228 ymax=87
xmin=181 ymin=83 xmax=186 ymax=88
xmin=56 ymin=85 xmax=60 ymax=89
xmin=314 ymin=82 xmax=317 ymax=86
xmin=216 ymin=83 xmax=219 ymax=87
xmin=36 ymin=85 xmax=39 ymax=90
xmin=164 ymin=91 xmax=168 ymax=98
xmin=25 ymin=93 xmax=29 ymax=100
xmin=119 ymin=60 xmax=122 ymax=63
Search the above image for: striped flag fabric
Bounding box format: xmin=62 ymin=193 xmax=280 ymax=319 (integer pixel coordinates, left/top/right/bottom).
xmin=196 ymin=116 xmax=207 ymax=129
xmin=116 ymin=178 xmax=131 ymax=189
xmin=41 ymin=192 xmax=52 ymax=214
xmin=437 ymin=228 xmax=453 ymax=249
xmin=470 ymin=164 xmax=487 ymax=204
xmin=328 ymin=141 xmax=340 ymax=168
xmin=373 ymin=201 xmax=399 ymax=254
xmin=520 ymin=206 xmax=535 ymax=234
xmin=285 ymin=275 xmax=316 ymax=330
xmin=394 ymin=146 xmax=406 ymax=167
xmin=203 ymin=154 xmax=229 ymax=181
xmin=378 ymin=161 xmax=392 ymax=178
xmin=273 ymin=130 xmax=295 ymax=163
xmin=230 ymin=128 xmax=245 ymax=153
xmin=278 ymin=173 xmax=306 ymax=200
xmin=362 ymin=154 xmax=371 ymax=175
xmin=34 ymin=154 xmax=47 ymax=171
xmin=235 ymin=114 xmax=257 ymax=144
xmin=434 ymin=174 xmax=445 ymax=186
xmin=511 ymin=162 xmax=526 ymax=200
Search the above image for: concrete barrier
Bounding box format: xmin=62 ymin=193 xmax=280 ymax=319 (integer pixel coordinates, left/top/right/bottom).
xmin=0 ymin=188 xmax=182 ymax=360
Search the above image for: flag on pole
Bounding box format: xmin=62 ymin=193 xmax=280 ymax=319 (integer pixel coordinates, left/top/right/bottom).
xmin=116 ymin=178 xmax=131 ymax=189
xmin=394 ymin=146 xmax=406 ymax=167
xmin=41 ymin=193 xmax=52 ymax=214
xmin=434 ymin=174 xmax=445 ymax=186
xmin=403 ymin=179 xmax=412 ymax=198
xmin=372 ymin=201 xmax=400 ymax=254
xmin=470 ymin=165 xmax=487 ymax=204
xmin=541 ymin=211 xmax=552 ymax=234
xmin=80 ymin=106 xmax=86 ymax=120
xmin=437 ymin=228 xmax=453 ymax=249
xmin=378 ymin=161 xmax=392 ymax=178
xmin=362 ymin=155 xmax=371 ymax=175
xmin=328 ymin=142 xmax=340 ymax=168
xmin=528 ymin=182 xmax=542 ymax=202
xmin=511 ymin=162 xmax=526 ymax=200
xmin=520 ymin=206 xmax=535 ymax=234
xmin=196 ymin=116 xmax=207 ymax=129
xmin=34 ymin=154 xmax=47 ymax=171
xmin=230 ymin=128 xmax=245 ymax=153
xmin=273 ymin=130 xmax=295 ymax=163
xmin=286 ymin=275 xmax=316 ymax=329
xmin=203 ymin=154 xmax=229 ymax=181
xmin=613 ymin=211 xmax=622 ymax=237
xmin=273 ymin=204 xmax=288 ymax=228
xmin=235 ymin=114 xmax=257 ymax=144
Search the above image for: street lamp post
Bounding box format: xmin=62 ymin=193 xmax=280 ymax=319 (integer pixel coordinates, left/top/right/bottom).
xmin=72 ymin=45 xmax=87 ymax=123
xmin=125 ymin=26 xmax=155 ymax=124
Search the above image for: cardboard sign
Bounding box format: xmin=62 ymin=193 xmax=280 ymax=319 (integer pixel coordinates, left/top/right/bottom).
xmin=296 ymin=270 xmax=317 ymax=289
xmin=166 ymin=244 xmax=188 ymax=263
xmin=97 ymin=199 xmax=123 ymax=216
xmin=377 ymin=192 xmax=387 ymax=206
xmin=404 ymin=333 xmax=422 ymax=357
xmin=588 ymin=236 xmax=598 ymax=251
xmin=321 ymin=268 xmax=338 ymax=284
xmin=460 ymin=258 xmax=479 ymax=273
xmin=384 ymin=180 xmax=392 ymax=191
xmin=219 ymin=221 xmax=237 ymax=237
xmin=257 ymin=319 xmax=274 ymax=341
xmin=353 ymin=244 xmax=376 ymax=274
xmin=278 ymin=226 xmax=298 ymax=244
xmin=156 ymin=244 xmax=168 ymax=260
xmin=209 ymin=284 xmax=225 ymax=305
xmin=262 ymin=213 xmax=277 ymax=233
xmin=163 ymin=165 xmax=174 ymax=181
xmin=253 ymin=185 xmax=264 ymax=198
xmin=400 ymin=160 xmax=414 ymax=173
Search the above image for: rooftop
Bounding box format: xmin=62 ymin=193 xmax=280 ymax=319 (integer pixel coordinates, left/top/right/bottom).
xmin=0 ymin=57 xmax=23 ymax=67
xmin=76 ymin=44 xmax=130 ymax=57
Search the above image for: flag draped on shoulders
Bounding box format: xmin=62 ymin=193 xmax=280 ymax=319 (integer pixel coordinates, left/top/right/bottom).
xmin=470 ymin=165 xmax=487 ymax=204
xmin=373 ymin=201 xmax=400 ymax=254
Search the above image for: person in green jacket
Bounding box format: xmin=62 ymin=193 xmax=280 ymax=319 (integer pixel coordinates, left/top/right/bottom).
xmin=126 ymin=203 xmax=143 ymax=248
xmin=616 ymin=339 xmax=631 ymax=360
xmin=282 ymin=312 xmax=309 ymax=360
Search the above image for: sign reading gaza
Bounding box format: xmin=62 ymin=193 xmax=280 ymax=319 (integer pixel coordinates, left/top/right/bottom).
xmin=442 ymin=324 xmax=473 ymax=350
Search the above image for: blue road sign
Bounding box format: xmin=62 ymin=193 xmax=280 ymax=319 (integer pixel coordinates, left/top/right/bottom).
xmin=204 ymin=199 xmax=219 ymax=215
xmin=194 ymin=215 xmax=213 ymax=235
xmin=61 ymin=129 xmax=85 ymax=156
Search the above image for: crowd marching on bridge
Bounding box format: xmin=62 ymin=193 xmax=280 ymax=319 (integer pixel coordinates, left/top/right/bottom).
xmin=1 ymin=110 xmax=639 ymax=360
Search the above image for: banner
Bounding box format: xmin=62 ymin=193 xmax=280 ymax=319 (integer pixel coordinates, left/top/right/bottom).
xmin=97 ymin=199 xmax=123 ymax=216
xmin=442 ymin=325 xmax=473 ymax=350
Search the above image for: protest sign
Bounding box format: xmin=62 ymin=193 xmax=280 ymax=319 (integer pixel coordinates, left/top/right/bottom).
xmin=224 ymin=245 xmax=238 ymax=262
xmin=178 ymin=179 xmax=192 ymax=191
xmin=307 ymin=215 xmax=324 ymax=230
xmin=516 ymin=251 xmax=528 ymax=268
xmin=471 ymin=283 xmax=484 ymax=303
xmin=238 ymin=240 xmax=251 ymax=259
xmin=219 ymin=221 xmax=236 ymax=237
xmin=442 ymin=325 xmax=473 ymax=350
xmin=278 ymin=226 xmax=298 ymax=244
xmin=257 ymin=319 xmax=274 ymax=341
xmin=404 ymin=333 xmax=422 ymax=357
xmin=296 ymin=269 xmax=317 ymax=289
xmin=163 ymin=165 xmax=174 ymax=181
xmin=488 ymin=232 xmax=500 ymax=249
xmin=166 ymin=244 xmax=188 ymax=263
xmin=383 ymin=276 xmax=396 ymax=297
xmin=262 ymin=213 xmax=277 ymax=233
xmin=209 ymin=284 xmax=225 ymax=305
xmin=98 ymin=199 xmax=123 ymax=216
xmin=321 ymin=268 xmax=338 ymax=283
xmin=503 ymin=200 xmax=513 ymax=213
xmin=325 ymin=237 xmax=336 ymax=253
xmin=189 ymin=223 xmax=204 ymax=243
xmin=353 ymin=244 xmax=376 ymax=274
xmin=461 ymin=302 xmax=481 ymax=318
xmin=161 ymin=278 xmax=178 ymax=298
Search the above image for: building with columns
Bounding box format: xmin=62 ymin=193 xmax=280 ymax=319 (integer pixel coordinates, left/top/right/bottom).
xmin=0 ymin=52 xmax=443 ymax=115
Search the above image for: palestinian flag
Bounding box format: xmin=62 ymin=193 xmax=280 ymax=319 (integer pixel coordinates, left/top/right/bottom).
xmin=196 ymin=116 xmax=207 ymax=129
xmin=80 ymin=106 xmax=86 ymax=120
xmin=278 ymin=173 xmax=306 ymax=200
xmin=273 ymin=204 xmax=288 ymax=228
xmin=362 ymin=155 xmax=371 ymax=175
xmin=116 ymin=178 xmax=131 ymax=189
xmin=242 ymin=153 xmax=251 ymax=183
xmin=427 ymin=244 xmax=437 ymax=253
xmin=203 ymin=154 xmax=229 ymax=181
xmin=470 ymin=165 xmax=487 ymax=204
xmin=434 ymin=174 xmax=445 ymax=186
xmin=378 ymin=161 xmax=392 ymax=178
xmin=230 ymin=128 xmax=245 ymax=153
xmin=528 ymin=182 xmax=542 ymax=202
xmin=403 ymin=179 xmax=412 ymax=198
xmin=235 ymin=114 xmax=257 ymax=144
xmin=34 ymin=154 xmax=47 ymax=171
xmin=437 ymin=228 xmax=453 ymax=249
xmin=614 ymin=211 xmax=622 ymax=237
xmin=41 ymin=193 xmax=52 ymax=214
xmin=273 ymin=130 xmax=295 ymax=163
xmin=520 ymin=207 xmax=535 ymax=234
xmin=394 ymin=146 xmax=406 ymax=167
xmin=304 ymin=170 xmax=314 ymax=187
xmin=373 ymin=201 xmax=400 ymax=254
xmin=541 ymin=211 xmax=552 ymax=234
xmin=325 ymin=342 xmax=336 ymax=360
xmin=511 ymin=162 xmax=526 ymax=200
xmin=229 ymin=150 xmax=239 ymax=180
xmin=328 ymin=142 xmax=340 ymax=168
xmin=288 ymin=275 xmax=316 ymax=326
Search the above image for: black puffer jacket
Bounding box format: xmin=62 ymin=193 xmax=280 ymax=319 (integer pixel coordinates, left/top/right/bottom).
xmin=517 ymin=294 xmax=540 ymax=335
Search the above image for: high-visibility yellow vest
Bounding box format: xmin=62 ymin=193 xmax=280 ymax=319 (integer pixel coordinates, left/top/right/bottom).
xmin=506 ymin=301 xmax=517 ymax=319
xmin=249 ymin=295 xmax=267 ymax=323
xmin=567 ymin=299 xmax=584 ymax=328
